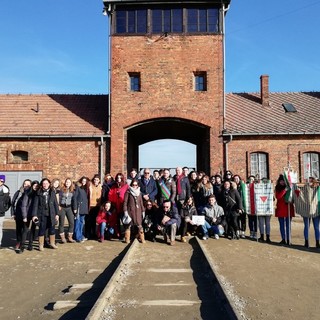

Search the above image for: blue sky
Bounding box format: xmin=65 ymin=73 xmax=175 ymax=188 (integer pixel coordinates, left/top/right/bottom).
xmin=1 ymin=0 xmax=319 ymax=94
xmin=1 ymin=0 xmax=319 ymax=169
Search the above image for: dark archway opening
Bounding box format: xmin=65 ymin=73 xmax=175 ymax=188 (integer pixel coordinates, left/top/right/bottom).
xmin=126 ymin=118 xmax=210 ymax=173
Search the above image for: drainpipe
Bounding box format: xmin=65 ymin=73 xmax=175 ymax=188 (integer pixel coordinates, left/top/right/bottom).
xmin=222 ymin=2 xmax=230 ymax=129
xmin=222 ymin=2 xmax=230 ymax=170
xmin=100 ymin=136 xmax=104 ymax=181
xmin=222 ymin=129 xmax=233 ymax=171
xmin=103 ymin=1 xmax=112 ymax=135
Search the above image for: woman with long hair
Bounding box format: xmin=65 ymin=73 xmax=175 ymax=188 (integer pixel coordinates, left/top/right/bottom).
xmin=58 ymin=178 xmax=77 ymax=243
xmin=275 ymin=174 xmax=295 ymax=245
xmin=73 ymin=176 xmax=90 ymax=243
xmin=123 ymin=179 xmax=145 ymax=243
xmin=108 ymin=173 xmax=129 ymax=239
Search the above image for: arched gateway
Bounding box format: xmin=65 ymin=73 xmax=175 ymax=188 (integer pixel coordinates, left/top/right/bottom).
xmin=127 ymin=118 xmax=210 ymax=173
xmin=104 ymin=0 xmax=230 ymax=175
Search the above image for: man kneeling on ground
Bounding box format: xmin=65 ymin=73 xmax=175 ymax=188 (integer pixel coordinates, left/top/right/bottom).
xmin=201 ymin=195 xmax=225 ymax=240
xmin=157 ymin=200 xmax=181 ymax=246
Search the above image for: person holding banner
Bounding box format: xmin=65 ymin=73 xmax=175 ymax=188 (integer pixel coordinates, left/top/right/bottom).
xmin=275 ymin=174 xmax=295 ymax=245
xmin=293 ymin=177 xmax=320 ymax=248
xmin=201 ymin=194 xmax=225 ymax=240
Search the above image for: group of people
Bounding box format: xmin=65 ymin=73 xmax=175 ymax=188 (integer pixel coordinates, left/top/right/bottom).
xmin=0 ymin=166 xmax=319 ymax=252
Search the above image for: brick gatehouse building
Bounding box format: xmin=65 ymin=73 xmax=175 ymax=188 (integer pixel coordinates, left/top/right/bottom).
xmin=1 ymin=0 xmax=320 ymax=190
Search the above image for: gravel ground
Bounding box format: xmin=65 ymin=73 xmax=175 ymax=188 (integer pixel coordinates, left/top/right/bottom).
xmin=0 ymin=217 xmax=319 ymax=320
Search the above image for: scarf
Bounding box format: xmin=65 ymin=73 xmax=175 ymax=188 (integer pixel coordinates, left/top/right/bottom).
xmin=176 ymin=174 xmax=183 ymax=195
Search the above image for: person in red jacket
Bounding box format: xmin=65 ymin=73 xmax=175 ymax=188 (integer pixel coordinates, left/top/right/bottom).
xmin=275 ymin=174 xmax=295 ymax=245
xmin=108 ymin=173 xmax=129 ymax=239
xmin=96 ymin=201 xmax=117 ymax=242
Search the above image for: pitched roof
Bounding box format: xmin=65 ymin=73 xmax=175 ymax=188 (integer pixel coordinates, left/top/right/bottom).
xmin=0 ymin=94 xmax=109 ymax=136
xmin=225 ymin=91 xmax=320 ymax=135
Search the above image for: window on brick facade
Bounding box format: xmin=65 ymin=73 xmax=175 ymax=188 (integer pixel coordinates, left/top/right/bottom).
xmin=116 ymin=9 xmax=147 ymax=34
xmin=113 ymin=6 xmax=220 ymax=35
xmin=187 ymin=7 xmax=219 ymax=33
xmin=129 ymin=72 xmax=141 ymax=92
xmin=194 ymin=72 xmax=207 ymax=91
xmin=303 ymin=152 xmax=320 ymax=180
xmin=11 ymin=150 xmax=29 ymax=162
xmin=250 ymin=152 xmax=268 ymax=180
xmin=152 ymin=8 xmax=183 ymax=33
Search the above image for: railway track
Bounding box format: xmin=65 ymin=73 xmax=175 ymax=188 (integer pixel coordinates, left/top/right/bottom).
xmin=80 ymin=237 xmax=240 ymax=320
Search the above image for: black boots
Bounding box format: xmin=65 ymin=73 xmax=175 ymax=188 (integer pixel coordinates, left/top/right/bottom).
xmin=258 ymin=234 xmax=265 ymax=242
xmin=304 ymin=239 xmax=309 ymax=248
xmin=266 ymin=234 xmax=271 ymax=244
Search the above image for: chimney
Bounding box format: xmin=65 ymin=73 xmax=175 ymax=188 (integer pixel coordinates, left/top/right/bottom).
xmin=260 ymin=74 xmax=269 ymax=106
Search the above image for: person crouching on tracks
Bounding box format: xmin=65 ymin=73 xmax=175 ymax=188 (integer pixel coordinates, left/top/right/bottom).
xmin=123 ymin=179 xmax=146 ymax=244
xmin=143 ymin=200 xmax=159 ymax=242
xmin=180 ymin=196 xmax=198 ymax=242
xmin=157 ymin=200 xmax=181 ymax=246
xmin=32 ymin=178 xmax=59 ymax=251
xmin=201 ymin=194 xmax=225 ymax=240
xmin=96 ymin=201 xmax=117 ymax=242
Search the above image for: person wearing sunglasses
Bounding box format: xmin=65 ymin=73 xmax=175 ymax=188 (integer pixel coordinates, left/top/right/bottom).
xmin=123 ymin=179 xmax=146 ymax=244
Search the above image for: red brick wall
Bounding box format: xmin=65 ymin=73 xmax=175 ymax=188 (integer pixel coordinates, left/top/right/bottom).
xmin=227 ymin=136 xmax=320 ymax=182
xmin=110 ymin=34 xmax=225 ymax=175
xmin=0 ymin=139 xmax=105 ymax=181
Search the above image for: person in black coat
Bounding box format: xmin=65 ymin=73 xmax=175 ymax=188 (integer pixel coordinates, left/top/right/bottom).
xmin=11 ymin=179 xmax=32 ymax=253
xmin=32 ymin=178 xmax=59 ymax=251
xmin=220 ymin=180 xmax=243 ymax=239
xmin=73 ymin=176 xmax=90 ymax=242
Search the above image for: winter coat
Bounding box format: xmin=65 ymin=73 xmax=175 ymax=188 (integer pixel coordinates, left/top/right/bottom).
xmin=89 ymin=184 xmax=102 ymax=208
xmin=180 ymin=204 xmax=197 ymax=219
xmin=275 ymin=188 xmax=295 ymax=218
xmin=32 ymin=188 xmax=59 ymax=226
xmin=74 ymin=186 xmax=89 ymax=215
xmin=96 ymin=209 xmax=117 ymax=228
xmin=108 ymin=183 xmax=129 ymax=215
xmin=220 ymin=188 xmax=243 ymax=215
xmin=157 ymin=177 xmax=176 ymax=204
xmin=11 ymin=188 xmax=26 ymax=219
xmin=158 ymin=205 xmax=181 ymax=228
xmin=21 ymin=189 xmax=37 ymax=219
xmin=123 ymin=187 xmax=145 ymax=226
xmin=139 ymin=177 xmax=158 ymax=201
xmin=0 ymin=185 xmax=11 ymax=216
xmin=175 ymin=175 xmax=191 ymax=202
xmin=202 ymin=203 xmax=224 ymax=225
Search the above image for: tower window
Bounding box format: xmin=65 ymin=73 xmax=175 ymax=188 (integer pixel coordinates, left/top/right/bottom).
xmin=152 ymin=8 xmax=183 ymax=33
xmin=194 ymin=72 xmax=207 ymax=91
xmin=187 ymin=8 xmax=219 ymax=33
xmin=116 ymin=9 xmax=147 ymax=34
xmin=129 ymin=72 xmax=141 ymax=92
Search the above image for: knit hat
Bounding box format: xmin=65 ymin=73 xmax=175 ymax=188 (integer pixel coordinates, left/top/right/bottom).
xmin=0 ymin=174 xmax=5 ymax=182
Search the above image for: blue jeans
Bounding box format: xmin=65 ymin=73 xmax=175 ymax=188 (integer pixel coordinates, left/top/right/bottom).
xmin=201 ymin=220 xmax=219 ymax=236
xmin=74 ymin=214 xmax=85 ymax=241
xmin=303 ymin=216 xmax=320 ymax=240
xmin=99 ymin=222 xmax=106 ymax=239
xmin=278 ymin=217 xmax=292 ymax=241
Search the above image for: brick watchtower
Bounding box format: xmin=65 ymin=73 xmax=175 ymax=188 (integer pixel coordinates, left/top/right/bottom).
xmin=103 ymin=0 xmax=231 ymax=175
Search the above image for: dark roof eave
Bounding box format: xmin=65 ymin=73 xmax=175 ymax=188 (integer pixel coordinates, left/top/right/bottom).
xmin=222 ymin=132 xmax=320 ymax=137
xmin=0 ymin=134 xmax=110 ymax=139
xmin=104 ymin=0 xmax=230 ymax=5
